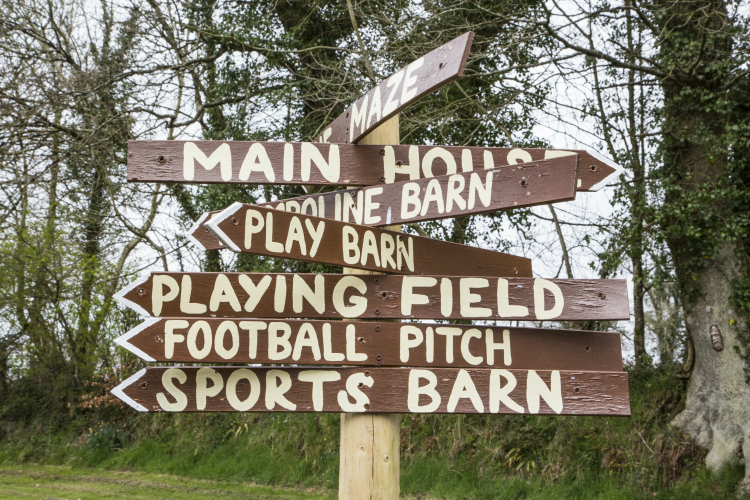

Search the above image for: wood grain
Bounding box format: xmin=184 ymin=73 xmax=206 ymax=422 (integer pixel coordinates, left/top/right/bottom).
xmin=114 ymin=273 xmax=630 ymax=321
xmin=115 ymin=366 xmax=631 ymax=416
xmin=316 ymin=32 xmax=474 ymax=145
xmin=117 ymin=318 xmax=624 ymax=371
xmin=127 ymin=142 xmax=616 ymax=191
xmin=204 ymin=203 xmax=533 ymax=277
xmin=188 ymin=156 xmax=579 ymax=251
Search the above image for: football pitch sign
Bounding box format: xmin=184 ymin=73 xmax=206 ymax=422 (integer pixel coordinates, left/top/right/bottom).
xmin=187 ymin=155 xmax=579 ymax=251
xmin=112 ymin=366 xmax=630 ymax=415
xmin=116 ymin=318 xmax=624 ymax=371
xmin=114 ymin=272 xmax=630 ymax=322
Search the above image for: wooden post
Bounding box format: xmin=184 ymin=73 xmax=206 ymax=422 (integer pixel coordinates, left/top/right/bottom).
xmin=339 ymin=114 xmax=400 ymax=500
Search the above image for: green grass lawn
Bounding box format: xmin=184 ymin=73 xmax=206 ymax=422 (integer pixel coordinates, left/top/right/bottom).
xmin=0 ymin=465 xmax=336 ymax=500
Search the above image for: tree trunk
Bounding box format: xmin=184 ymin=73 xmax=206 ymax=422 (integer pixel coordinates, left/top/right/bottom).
xmin=671 ymin=243 xmax=750 ymax=489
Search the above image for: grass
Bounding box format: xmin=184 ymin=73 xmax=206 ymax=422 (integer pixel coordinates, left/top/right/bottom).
xmin=1 ymin=367 xmax=748 ymax=499
xmin=0 ymin=464 xmax=335 ymax=499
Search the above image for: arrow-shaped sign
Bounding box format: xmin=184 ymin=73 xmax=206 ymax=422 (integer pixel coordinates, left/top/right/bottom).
xmin=127 ymin=141 xmax=618 ymax=191
xmin=114 ymin=272 xmax=630 ymax=321
xmin=111 ymin=366 xmax=630 ymax=415
xmin=204 ymin=203 xmax=533 ymax=277
xmin=116 ymin=317 xmax=623 ymax=371
xmin=187 ymin=155 xmax=579 ymax=251
xmin=316 ymin=32 xmax=474 ymax=144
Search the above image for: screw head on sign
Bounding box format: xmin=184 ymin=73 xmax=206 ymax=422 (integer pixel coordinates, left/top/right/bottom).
xmin=380 ymin=291 xmax=387 ymax=298
xmin=379 ymin=176 xmax=385 ymax=182
xmin=574 ymin=388 xmax=580 ymax=393
xmin=597 ymin=292 xmax=606 ymax=300
xmin=590 ymin=165 xmax=597 ymax=171
xmin=374 ymin=309 xmax=380 ymax=315
xmin=438 ymin=62 xmax=445 ymax=69
xmin=364 ymin=403 xmax=370 ymax=410
xmin=379 ymin=149 xmax=385 ymax=155
xmin=364 ymin=370 xmax=371 ymax=377
xmin=373 ymin=278 xmax=380 ymax=285
xmin=520 ymin=179 xmax=528 ymax=187
xmin=395 ymin=160 xmax=403 ymax=167
xmin=138 ymin=288 xmax=147 ymax=296
xmin=154 ymin=336 xmax=164 ymax=344
xmin=157 ymin=155 xmax=167 ymax=164
xmin=358 ymin=337 xmax=365 ymax=344
xmin=232 ymin=217 xmax=239 ymax=225
xmin=513 ymin=268 xmax=519 ymax=275
xmin=375 ymin=325 xmax=381 ymax=332
xmin=585 ymin=346 xmax=590 ymax=351
xmin=358 ymin=382 xmax=364 ymax=388
xmin=139 ymin=382 xmax=148 ymax=389
xmin=376 ymin=354 xmax=382 ymax=361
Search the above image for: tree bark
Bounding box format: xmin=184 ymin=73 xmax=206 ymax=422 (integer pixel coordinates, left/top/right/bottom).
xmin=671 ymin=243 xmax=750 ymax=489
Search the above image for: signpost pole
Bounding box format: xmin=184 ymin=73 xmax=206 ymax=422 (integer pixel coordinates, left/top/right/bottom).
xmin=339 ymin=114 xmax=400 ymax=500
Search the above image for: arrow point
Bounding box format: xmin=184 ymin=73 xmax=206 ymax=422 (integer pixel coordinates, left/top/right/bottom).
xmin=586 ymin=149 xmax=623 ymax=191
xmin=115 ymin=318 xmax=161 ymax=362
xmin=114 ymin=274 xmax=151 ymax=317
xmin=111 ymin=368 xmax=149 ymax=412
xmin=185 ymin=212 xmax=211 ymax=250
xmin=205 ymin=202 xmax=243 ymax=253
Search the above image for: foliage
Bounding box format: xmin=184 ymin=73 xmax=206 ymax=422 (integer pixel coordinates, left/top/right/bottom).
xmin=0 ymin=367 xmax=747 ymax=498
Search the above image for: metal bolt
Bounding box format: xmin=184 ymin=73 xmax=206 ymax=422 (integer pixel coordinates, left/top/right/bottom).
xmin=231 ymin=217 xmax=239 ymax=225
xmin=520 ymin=179 xmax=528 ymax=187
xmin=375 ymin=325 xmax=381 ymax=332
xmin=380 ymin=291 xmax=387 ymax=298
xmin=373 ymin=278 xmax=380 ymax=285
xmin=597 ymin=292 xmax=606 ymax=300
xmin=139 ymin=382 xmax=148 ymax=389
xmin=395 ymin=160 xmax=403 ymax=167
xmin=574 ymin=388 xmax=580 ymax=393
xmin=379 ymin=149 xmax=385 ymax=155
xmin=590 ymin=165 xmax=597 ymax=171
xmin=364 ymin=403 xmax=370 ymax=410
xmin=585 ymin=346 xmax=590 ymax=351
xmin=154 ymin=336 xmax=164 ymax=344
xmin=376 ymin=354 xmax=382 ymax=361
xmin=374 ymin=308 xmax=380 ymax=315
xmin=138 ymin=288 xmax=147 ymax=296
xmin=157 ymin=155 xmax=167 ymax=164
xmin=513 ymin=268 xmax=518 ymax=275
xmin=379 ymin=176 xmax=385 ymax=182
xmin=364 ymin=370 xmax=370 ymax=376
xmin=358 ymin=382 xmax=364 ymax=388
xmin=358 ymin=337 xmax=365 ymax=344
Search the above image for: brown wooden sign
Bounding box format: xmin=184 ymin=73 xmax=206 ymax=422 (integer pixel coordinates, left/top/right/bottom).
xmin=114 ymin=273 xmax=630 ymax=321
xmin=204 ymin=203 xmax=532 ymax=277
xmin=116 ymin=318 xmax=623 ymax=371
xmin=187 ymin=156 xmax=579 ymax=251
xmin=128 ymin=141 xmax=617 ymax=191
xmin=111 ymin=366 xmax=630 ymax=415
xmin=316 ymin=32 xmax=474 ymax=145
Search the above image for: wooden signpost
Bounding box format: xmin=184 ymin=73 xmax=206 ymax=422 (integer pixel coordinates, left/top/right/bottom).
xmin=113 ymin=272 xmax=630 ymax=321
xmin=203 ymin=203 xmax=533 ymax=277
xmin=116 ymin=318 xmax=624 ymax=371
xmin=187 ymin=155 xmax=579 ymax=251
xmin=112 ymin=367 xmax=629 ymax=415
xmin=128 ymin=141 xmax=616 ymax=191
xmin=315 ymin=32 xmax=474 ymax=145
xmin=110 ymin=33 xmax=630 ymax=500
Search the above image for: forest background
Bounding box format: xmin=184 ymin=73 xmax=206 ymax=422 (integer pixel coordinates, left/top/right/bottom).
xmin=1 ymin=0 xmax=750 ymax=498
